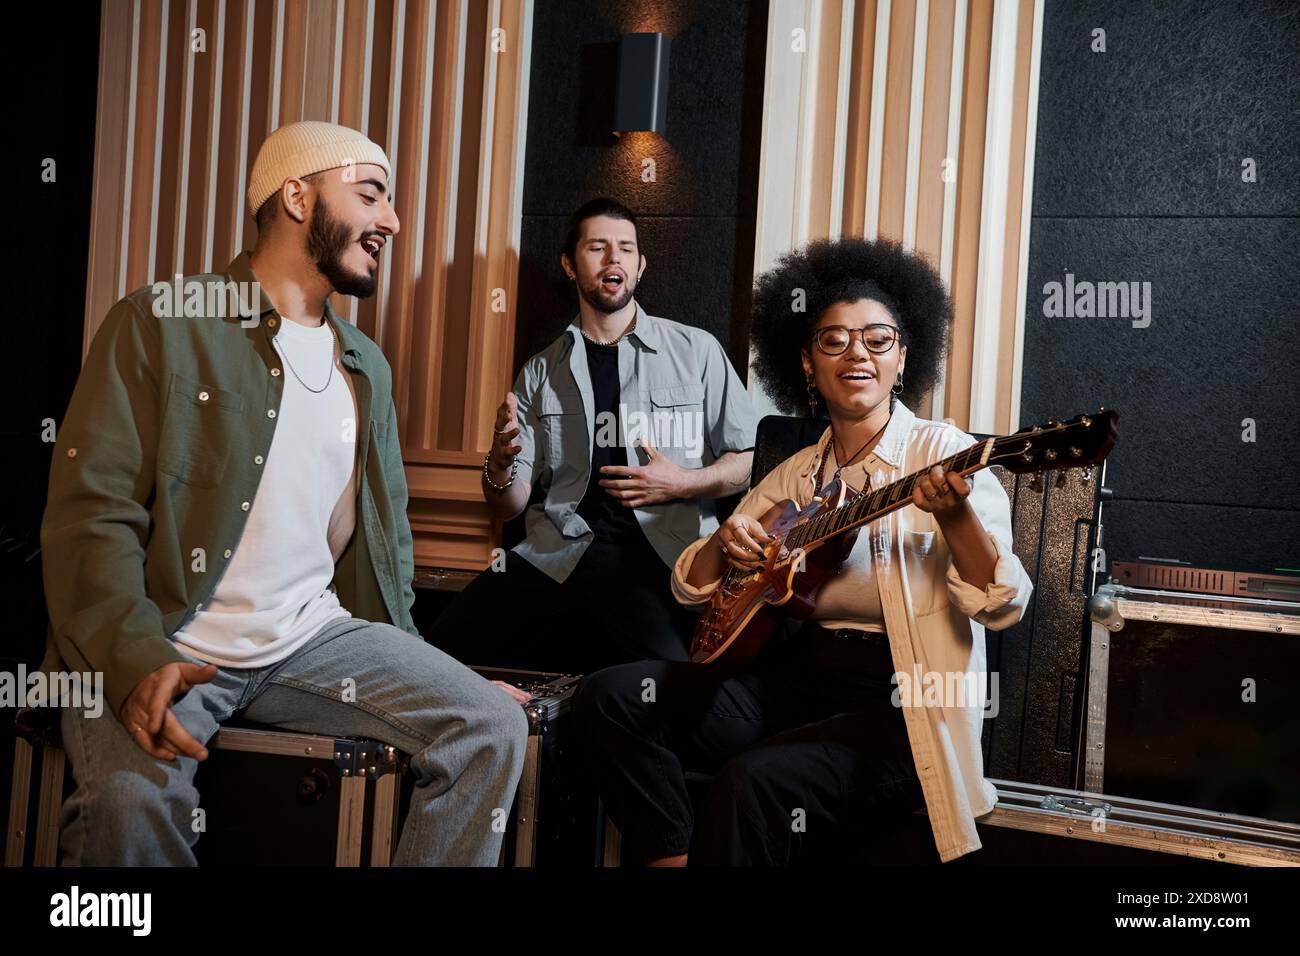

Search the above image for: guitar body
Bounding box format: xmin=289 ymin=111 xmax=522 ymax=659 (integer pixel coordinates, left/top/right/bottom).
xmin=688 ymin=409 xmax=1119 ymax=667
xmin=689 ymin=477 xmax=861 ymax=666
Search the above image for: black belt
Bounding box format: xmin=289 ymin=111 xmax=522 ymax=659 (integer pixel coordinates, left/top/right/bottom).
xmin=831 ymin=627 xmax=887 ymax=644
xmin=810 ymin=624 xmax=889 ymax=646
xmin=787 ymin=624 xmax=895 ymax=679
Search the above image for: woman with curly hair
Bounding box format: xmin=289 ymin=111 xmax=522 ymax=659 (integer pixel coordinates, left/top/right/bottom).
xmin=574 ymin=237 xmax=1033 ymax=865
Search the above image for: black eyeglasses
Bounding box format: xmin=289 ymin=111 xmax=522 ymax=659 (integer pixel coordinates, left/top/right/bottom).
xmin=811 ymin=324 xmax=900 ymax=356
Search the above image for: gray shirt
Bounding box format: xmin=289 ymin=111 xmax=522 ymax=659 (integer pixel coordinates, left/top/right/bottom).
xmin=511 ymin=305 xmax=758 ymax=583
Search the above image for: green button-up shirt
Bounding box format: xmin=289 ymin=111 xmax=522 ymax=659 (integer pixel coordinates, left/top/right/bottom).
xmin=39 ymin=252 xmax=418 ymax=717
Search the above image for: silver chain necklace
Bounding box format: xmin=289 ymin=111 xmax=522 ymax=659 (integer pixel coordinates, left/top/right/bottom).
xmin=581 ymin=313 xmax=637 ymax=346
xmin=274 ymin=324 xmax=336 ymax=394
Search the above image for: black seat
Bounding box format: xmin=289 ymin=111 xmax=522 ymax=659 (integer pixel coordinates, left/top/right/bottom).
xmin=752 ymin=414 xmax=829 ymax=486
xmin=712 ymin=414 xmax=827 ymax=524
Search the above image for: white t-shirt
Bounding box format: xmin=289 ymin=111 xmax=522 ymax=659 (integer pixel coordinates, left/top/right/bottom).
xmin=673 ymin=441 xmax=888 ymax=633
xmin=174 ymin=316 xmax=358 ymax=668
xmin=810 ymin=455 xmax=887 ymax=632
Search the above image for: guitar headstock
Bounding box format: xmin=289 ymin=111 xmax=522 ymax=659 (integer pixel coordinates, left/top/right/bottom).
xmin=990 ymin=409 xmax=1118 ymax=475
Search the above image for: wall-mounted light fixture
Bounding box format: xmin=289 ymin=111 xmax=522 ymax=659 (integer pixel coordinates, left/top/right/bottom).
xmin=614 ymin=33 xmax=671 ymax=135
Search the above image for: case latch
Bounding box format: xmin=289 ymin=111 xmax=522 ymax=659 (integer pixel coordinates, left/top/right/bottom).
xmin=1040 ymin=794 xmax=1112 ymax=817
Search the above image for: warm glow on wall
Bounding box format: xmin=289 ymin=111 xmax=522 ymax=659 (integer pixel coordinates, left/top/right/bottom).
xmin=599 ymin=0 xmax=694 ymax=35
xmin=586 ymin=131 xmax=696 ymax=219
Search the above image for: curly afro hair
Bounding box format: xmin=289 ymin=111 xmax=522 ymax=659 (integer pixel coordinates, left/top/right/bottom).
xmin=750 ymin=236 xmax=951 ymax=417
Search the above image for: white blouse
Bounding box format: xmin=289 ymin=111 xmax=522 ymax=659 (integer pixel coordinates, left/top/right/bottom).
xmin=675 ymin=438 xmax=888 ymax=633
xmin=670 ymin=402 xmax=1034 ymax=863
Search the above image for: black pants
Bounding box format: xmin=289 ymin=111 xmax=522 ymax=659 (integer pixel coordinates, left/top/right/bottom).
xmin=425 ymin=527 xmax=696 ymax=673
xmin=572 ymin=621 xmax=926 ymax=865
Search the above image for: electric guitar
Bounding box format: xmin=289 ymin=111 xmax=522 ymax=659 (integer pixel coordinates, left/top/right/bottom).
xmin=689 ymin=410 xmax=1119 ymax=666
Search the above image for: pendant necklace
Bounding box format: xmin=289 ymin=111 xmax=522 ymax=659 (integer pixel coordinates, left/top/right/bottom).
xmin=817 ymin=412 xmax=892 ymax=489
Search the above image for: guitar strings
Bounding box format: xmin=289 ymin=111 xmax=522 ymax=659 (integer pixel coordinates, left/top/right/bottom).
xmin=788 ymin=441 xmax=990 ymax=550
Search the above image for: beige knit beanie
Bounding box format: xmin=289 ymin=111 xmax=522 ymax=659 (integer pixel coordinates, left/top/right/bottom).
xmin=247 ymin=120 xmax=391 ymax=217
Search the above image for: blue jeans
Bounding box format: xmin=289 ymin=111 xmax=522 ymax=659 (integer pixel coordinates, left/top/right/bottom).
xmin=58 ymin=616 xmax=529 ymax=866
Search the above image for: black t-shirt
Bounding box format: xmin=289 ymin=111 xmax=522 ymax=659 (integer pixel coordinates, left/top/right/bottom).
xmin=575 ymin=337 xmax=644 ymax=539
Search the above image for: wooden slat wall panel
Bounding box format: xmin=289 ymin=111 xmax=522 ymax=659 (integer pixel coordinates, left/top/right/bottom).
xmin=948 ymin=0 xmax=992 ymax=430
xmin=83 ymin=0 xmax=135 ymax=359
xmin=840 ymin=0 xmax=878 ymax=238
xmin=85 ymin=0 xmax=534 ymax=571
xmin=124 ymin=1 xmax=163 ymax=304
xmin=914 ymin=1 xmax=956 ymax=266
xmin=877 ymin=0 xmax=915 ymax=243
xmin=751 ymin=0 xmax=1042 ymax=433
xmin=381 ymin=0 xmax=434 ymax=435
xmin=994 ymin=0 xmax=1037 ymax=431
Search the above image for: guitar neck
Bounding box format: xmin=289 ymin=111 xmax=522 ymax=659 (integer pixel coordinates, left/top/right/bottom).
xmin=786 ymin=438 xmax=994 ymax=552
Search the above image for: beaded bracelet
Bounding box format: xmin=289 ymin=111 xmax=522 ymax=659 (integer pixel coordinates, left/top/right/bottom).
xmin=483 ymin=452 xmax=517 ymax=492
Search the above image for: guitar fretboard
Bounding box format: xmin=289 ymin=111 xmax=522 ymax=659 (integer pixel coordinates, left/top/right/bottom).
xmin=785 ymin=438 xmax=993 ymax=551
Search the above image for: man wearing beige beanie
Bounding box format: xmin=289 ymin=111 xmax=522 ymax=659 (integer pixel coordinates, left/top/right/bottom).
xmin=40 ymin=120 xmax=528 ymax=865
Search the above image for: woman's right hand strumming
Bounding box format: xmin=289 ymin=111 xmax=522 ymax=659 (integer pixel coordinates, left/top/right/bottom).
xmin=687 ymin=512 xmax=781 ymax=586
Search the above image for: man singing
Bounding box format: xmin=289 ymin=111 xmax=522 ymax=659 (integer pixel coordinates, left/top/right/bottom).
xmin=40 ymin=121 xmax=527 ymax=866
xmin=428 ymin=198 xmax=758 ymax=673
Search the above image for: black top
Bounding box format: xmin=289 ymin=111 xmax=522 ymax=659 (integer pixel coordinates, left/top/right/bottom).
xmin=576 ymin=337 xmax=644 ymax=539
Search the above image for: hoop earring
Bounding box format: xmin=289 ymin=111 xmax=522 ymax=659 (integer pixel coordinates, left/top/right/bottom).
xmin=806 ymin=376 xmax=820 ymax=416
xmin=892 ymin=371 xmax=904 ymax=396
